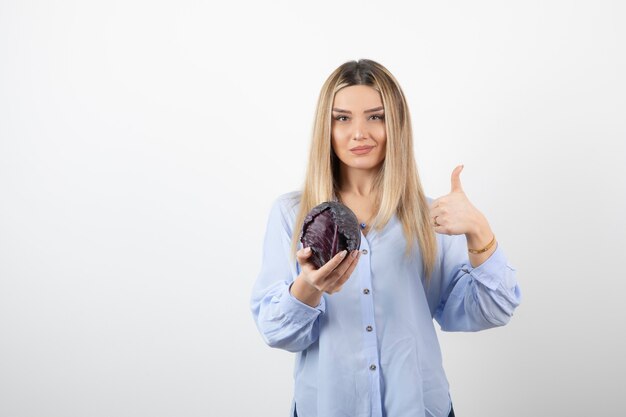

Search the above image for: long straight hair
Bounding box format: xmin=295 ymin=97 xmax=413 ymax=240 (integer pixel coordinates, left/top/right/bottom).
xmin=289 ymin=59 xmax=437 ymax=280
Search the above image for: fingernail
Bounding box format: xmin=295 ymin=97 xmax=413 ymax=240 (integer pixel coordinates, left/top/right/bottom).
xmin=304 ymin=247 xmax=311 ymax=253
xmin=351 ymin=250 xmax=358 ymax=258
xmin=340 ymin=250 xmax=347 ymax=258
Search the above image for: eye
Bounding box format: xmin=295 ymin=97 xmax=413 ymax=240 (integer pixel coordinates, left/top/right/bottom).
xmin=370 ymin=114 xmax=385 ymax=121
xmin=334 ymin=115 xmax=349 ymax=122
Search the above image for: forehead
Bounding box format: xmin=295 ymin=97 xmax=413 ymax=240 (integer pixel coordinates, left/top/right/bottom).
xmin=333 ymin=85 xmax=383 ymax=110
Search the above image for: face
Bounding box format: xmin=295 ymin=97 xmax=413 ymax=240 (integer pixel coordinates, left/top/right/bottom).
xmin=331 ymin=85 xmax=387 ymax=172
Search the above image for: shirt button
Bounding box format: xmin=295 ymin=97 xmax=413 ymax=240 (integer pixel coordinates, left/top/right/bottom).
xmin=362 ymin=249 xmax=368 ymax=255
xmin=369 ymin=364 xmax=377 ymax=371
xmin=363 ymin=288 xmax=370 ymax=295
xmin=366 ymin=325 xmax=373 ymax=332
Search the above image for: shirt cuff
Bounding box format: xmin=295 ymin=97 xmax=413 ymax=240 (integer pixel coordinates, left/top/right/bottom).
xmin=277 ymin=282 xmax=326 ymax=324
xmin=466 ymin=244 xmax=514 ymax=291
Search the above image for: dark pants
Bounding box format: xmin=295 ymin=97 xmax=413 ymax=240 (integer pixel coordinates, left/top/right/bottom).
xmin=294 ymin=403 xmax=455 ymax=416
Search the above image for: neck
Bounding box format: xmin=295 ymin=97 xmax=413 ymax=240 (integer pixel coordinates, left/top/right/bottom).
xmin=336 ymin=164 xmax=379 ymax=198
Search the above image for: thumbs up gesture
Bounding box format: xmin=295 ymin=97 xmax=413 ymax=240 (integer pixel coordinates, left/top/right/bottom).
xmin=429 ymin=165 xmax=491 ymax=237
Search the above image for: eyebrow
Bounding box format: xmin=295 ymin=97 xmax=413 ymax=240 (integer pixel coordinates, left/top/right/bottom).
xmin=332 ymin=106 xmax=384 ymax=114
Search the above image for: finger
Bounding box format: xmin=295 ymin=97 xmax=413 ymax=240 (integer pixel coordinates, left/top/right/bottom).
xmin=326 ymin=251 xmax=361 ymax=293
xmin=433 ymin=215 xmax=453 ymax=234
xmin=433 ymin=226 xmax=446 ymax=235
xmin=325 ymin=284 xmax=344 ymax=295
xmin=432 ymin=212 xmax=449 ymax=230
xmin=325 ymin=251 xmax=361 ymax=294
xmin=316 ymin=249 xmax=348 ymax=276
xmin=432 ymin=215 xmax=441 ymax=228
xmin=429 ymin=197 xmax=442 ymax=211
xmin=430 ymin=197 xmax=448 ymax=213
xmin=430 ymin=205 xmax=443 ymax=218
xmin=450 ymin=164 xmax=464 ymax=193
xmin=295 ymin=246 xmax=314 ymax=264
xmin=330 ymin=250 xmax=360 ymax=280
xmin=434 ymin=213 xmax=447 ymax=225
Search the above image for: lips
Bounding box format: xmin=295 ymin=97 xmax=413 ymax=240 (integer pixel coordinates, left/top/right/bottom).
xmin=350 ymin=145 xmax=374 ymax=155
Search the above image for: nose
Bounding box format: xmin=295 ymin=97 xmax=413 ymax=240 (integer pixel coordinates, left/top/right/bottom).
xmin=353 ymin=120 xmax=367 ymax=141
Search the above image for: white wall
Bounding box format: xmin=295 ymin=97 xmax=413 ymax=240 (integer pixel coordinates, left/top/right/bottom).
xmin=1 ymin=1 xmax=624 ymax=416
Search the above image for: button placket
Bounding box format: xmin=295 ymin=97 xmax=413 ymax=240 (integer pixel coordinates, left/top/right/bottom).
xmin=357 ymin=235 xmax=382 ymax=412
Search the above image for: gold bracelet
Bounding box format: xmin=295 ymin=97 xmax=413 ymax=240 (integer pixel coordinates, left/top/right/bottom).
xmin=468 ymin=235 xmax=496 ymax=254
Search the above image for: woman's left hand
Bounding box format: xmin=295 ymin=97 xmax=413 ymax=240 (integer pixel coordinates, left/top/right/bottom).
xmin=429 ymin=165 xmax=491 ymax=237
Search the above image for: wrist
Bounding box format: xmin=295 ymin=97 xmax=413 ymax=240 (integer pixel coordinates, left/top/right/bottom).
xmin=291 ymin=275 xmax=323 ymax=307
xmin=465 ymin=217 xmax=493 ymax=248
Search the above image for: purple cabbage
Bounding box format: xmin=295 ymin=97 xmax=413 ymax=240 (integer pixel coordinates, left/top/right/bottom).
xmin=299 ymin=201 xmax=361 ymax=269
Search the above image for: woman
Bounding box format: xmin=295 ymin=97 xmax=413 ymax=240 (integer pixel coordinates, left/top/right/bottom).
xmin=250 ymin=59 xmax=521 ymax=417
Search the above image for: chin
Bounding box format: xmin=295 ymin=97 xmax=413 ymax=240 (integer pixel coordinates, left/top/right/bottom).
xmin=348 ymin=160 xmax=383 ymax=170
xmin=337 ymin=152 xmax=384 ymax=170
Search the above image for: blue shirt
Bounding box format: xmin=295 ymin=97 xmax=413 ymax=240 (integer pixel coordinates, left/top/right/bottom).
xmin=250 ymin=191 xmax=522 ymax=417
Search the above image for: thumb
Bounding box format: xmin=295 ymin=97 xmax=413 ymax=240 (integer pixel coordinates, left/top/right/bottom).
xmin=451 ymin=164 xmax=464 ymax=193
xmin=297 ymin=246 xmax=313 ymax=261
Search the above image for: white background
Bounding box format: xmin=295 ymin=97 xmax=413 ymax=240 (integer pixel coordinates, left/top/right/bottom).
xmin=1 ymin=1 xmax=625 ymax=416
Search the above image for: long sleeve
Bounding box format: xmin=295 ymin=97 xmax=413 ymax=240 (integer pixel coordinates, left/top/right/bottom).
xmin=433 ymin=233 xmax=522 ymax=332
xmin=250 ymin=195 xmax=325 ymax=352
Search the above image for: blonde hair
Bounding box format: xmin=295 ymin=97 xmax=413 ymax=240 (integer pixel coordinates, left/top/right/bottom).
xmin=289 ymin=59 xmax=437 ymax=280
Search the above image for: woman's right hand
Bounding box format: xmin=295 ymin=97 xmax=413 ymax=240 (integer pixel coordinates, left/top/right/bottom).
xmin=290 ymin=247 xmax=361 ymax=306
